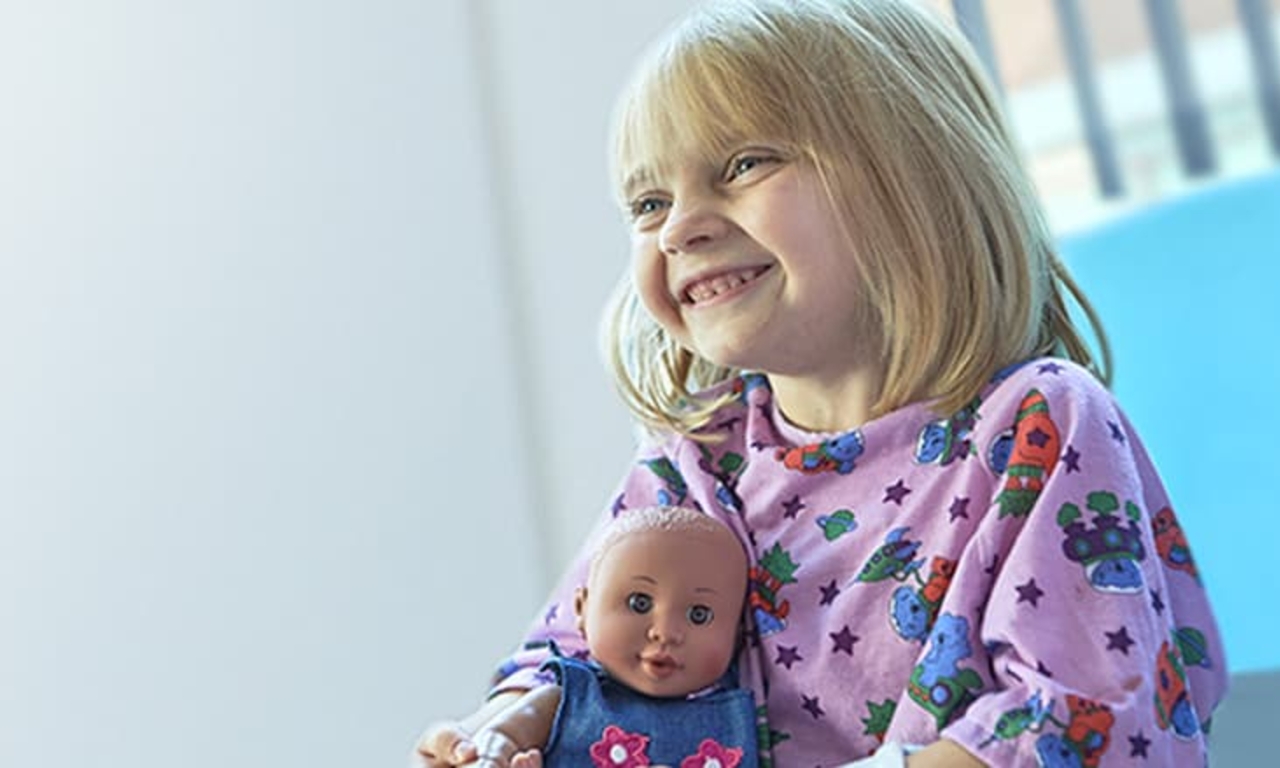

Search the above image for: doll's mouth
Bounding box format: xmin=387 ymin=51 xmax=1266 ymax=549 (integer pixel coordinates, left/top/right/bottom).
xmin=640 ymin=654 xmax=680 ymax=677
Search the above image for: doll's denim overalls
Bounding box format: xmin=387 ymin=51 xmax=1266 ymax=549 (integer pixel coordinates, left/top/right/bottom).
xmin=540 ymin=654 xmax=760 ymax=768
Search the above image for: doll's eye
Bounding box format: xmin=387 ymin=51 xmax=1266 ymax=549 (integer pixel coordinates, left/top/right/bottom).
xmin=687 ymin=604 xmax=714 ymax=625
xmin=627 ymin=592 xmax=653 ymax=614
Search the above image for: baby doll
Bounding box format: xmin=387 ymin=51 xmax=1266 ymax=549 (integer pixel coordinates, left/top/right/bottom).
xmin=465 ymin=506 xmax=758 ymax=768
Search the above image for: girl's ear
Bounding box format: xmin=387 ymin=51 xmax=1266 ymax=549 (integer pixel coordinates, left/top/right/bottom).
xmin=573 ymin=587 xmax=589 ymax=638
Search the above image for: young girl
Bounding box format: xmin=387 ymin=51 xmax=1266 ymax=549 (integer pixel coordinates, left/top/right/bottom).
xmin=463 ymin=506 xmax=758 ymax=768
xmin=416 ymin=1 xmax=1227 ymax=766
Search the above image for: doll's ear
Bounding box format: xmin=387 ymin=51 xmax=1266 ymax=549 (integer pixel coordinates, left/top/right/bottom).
xmin=573 ymin=587 xmax=588 ymax=638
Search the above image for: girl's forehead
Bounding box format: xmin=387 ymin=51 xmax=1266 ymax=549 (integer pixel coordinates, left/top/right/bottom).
xmin=618 ymin=142 xmax=731 ymax=193
xmin=613 ymin=54 xmax=801 ymax=190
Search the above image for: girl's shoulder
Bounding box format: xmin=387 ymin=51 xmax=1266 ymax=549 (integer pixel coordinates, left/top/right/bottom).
xmin=978 ymin=356 xmax=1115 ymax=424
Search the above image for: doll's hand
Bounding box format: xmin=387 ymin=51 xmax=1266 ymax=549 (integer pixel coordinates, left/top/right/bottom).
xmin=412 ymin=693 xmax=530 ymax=768
xmin=508 ymin=748 xmax=543 ymax=768
xmin=411 ymin=720 xmax=479 ymax=767
xmin=468 ymin=727 xmax=522 ymax=768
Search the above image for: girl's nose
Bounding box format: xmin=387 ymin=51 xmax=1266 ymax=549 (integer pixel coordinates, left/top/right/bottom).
xmin=658 ymin=199 xmax=728 ymax=256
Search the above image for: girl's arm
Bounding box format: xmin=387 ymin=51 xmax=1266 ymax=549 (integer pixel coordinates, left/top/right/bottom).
xmin=932 ymin=366 xmax=1227 ymax=765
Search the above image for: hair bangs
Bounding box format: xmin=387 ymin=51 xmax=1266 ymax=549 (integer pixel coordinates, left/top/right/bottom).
xmin=612 ymin=11 xmax=805 ymax=200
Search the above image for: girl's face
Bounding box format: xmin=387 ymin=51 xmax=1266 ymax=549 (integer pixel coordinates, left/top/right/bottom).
xmin=623 ymin=142 xmax=875 ymax=380
xmin=576 ymin=528 xmax=745 ymax=698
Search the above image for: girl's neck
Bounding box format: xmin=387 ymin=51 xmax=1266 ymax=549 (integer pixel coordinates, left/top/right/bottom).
xmin=767 ymin=365 xmax=885 ymax=434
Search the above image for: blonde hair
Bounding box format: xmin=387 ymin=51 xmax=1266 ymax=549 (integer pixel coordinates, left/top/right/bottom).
xmin=603 ymin=0 xmax=1111 ymax=436
xmin=589 ymin=506 xmax=745 ymax=586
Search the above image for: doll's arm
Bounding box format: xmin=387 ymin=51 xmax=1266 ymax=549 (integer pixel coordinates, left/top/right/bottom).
xmin=470 ymin=685 xmax=562 ymax=768
xmin=413 ymin=691 xmax=528 ymax=767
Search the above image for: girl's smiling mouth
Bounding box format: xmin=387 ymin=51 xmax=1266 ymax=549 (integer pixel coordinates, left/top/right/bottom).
xmin=679 ymin=265 xmax=773 ymax=305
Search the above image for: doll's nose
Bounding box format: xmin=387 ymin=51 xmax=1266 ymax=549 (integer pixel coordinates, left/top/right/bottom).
xmin=647 ymin=613 xmax=684 ymax=644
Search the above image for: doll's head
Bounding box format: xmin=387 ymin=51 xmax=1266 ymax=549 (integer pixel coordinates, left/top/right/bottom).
xmin=602 ymin=0 xmax=1108 ymax=435
xmin=574 ymin=507 xmax=748 ymax=698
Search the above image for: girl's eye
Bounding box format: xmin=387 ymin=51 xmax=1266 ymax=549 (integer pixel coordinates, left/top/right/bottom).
xmin=627 ymin=593 xmax=653 ymax=614
xmin=628 ymin=197 xmax=668 ymax=220
xmin=687 ymin=604 xmax=714 ymax=625
xmin=726 ymin=153 xmax=775 ymax=181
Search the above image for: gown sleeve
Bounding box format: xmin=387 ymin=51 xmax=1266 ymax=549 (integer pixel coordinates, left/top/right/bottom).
xmin=938 ymin=370 xmax=1228 ymax=766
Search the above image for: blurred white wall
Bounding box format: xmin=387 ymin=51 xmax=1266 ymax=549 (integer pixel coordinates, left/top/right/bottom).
xmin=476 ymin=0 xmax=693 ymax=589
xmin=3 ymin=0 xmax=1270 ymax=766
xmin=0 ymin=0 xmax=658 ymax=765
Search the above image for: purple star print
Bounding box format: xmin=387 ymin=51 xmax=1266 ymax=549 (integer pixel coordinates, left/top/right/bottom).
xmin=819 ymin=579 xmax=841 ymax=606
xmin=830 ymin=626 xmax=859 ymax=655
xmin=1016 ymin=578 xmax=1044 ymax=607
xmin=1128 ymin=731 xmax=1151 ymax=758
xmin=1062 ymin=445 xmax=1081 ymax=473
xmin=801 ymin=694 xmax=825 ymax=719
xmin=883 ymin=479 xmax=911 ymax=505
xmin=782 ymin=494 xmax=805 ymax=519
xmin=1105 ymin=626 xmax=1135 ymax=654
xmin=775 ymin=645 xmax=803 ymax=670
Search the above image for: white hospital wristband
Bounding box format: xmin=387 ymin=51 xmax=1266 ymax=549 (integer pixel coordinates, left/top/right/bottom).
xmin=833 ymin=741 xmax=908 ymax=768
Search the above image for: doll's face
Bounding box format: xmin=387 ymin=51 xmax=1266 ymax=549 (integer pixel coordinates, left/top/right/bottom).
xmin=576 ymin=527 xmax=746 ymax=698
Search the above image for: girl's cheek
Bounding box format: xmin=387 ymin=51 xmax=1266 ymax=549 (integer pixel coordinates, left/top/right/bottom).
xmin=632 ymin=252 xmax=682 ymax=331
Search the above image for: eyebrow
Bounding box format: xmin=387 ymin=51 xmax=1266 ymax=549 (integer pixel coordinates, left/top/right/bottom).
xmin=625 ymin=575 xmax=720 ymax=595
xmin=620 ymin=167 xmax=657 ymax=200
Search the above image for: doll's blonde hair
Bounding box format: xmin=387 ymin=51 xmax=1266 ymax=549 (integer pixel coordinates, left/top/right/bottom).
xmin=602 ymin=0 xmax=1110 ymax=437
xmin=588 ymin=507 xmax=747 ymax=588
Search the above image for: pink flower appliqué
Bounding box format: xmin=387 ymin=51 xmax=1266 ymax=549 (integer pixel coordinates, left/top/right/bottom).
xmin=680 ymin=738 xmax=743 ymax=768
xmin=589 ymin=724 xmax=651 ymax=768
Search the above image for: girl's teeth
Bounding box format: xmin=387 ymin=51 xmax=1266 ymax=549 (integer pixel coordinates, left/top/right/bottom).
xmin=686 ymin=269 xmax=760 ymax=304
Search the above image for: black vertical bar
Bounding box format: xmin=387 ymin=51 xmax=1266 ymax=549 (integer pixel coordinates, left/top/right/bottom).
xmin=1053 ymin=0 xmax=1126 ymax=197
xmin=1237 ymin=0 xmax=1280 ymax=157
xmin=1142 ymin=0 xmax=1217 ymax=176
xmin=951 ymin=0 xmax=1005 ymax=98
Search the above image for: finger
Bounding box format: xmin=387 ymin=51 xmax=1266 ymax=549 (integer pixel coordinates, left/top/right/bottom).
xmin=409 ymin=749 xmax=450 ymax=768
xmin=472 ymin=729 xmax=517 ymax=764
xmin=511 ymin=749 xmax=543 ymax=768
xmin=416 ymin=723 xmax=474 ymax=764
xmin=453 ymin=734 xmax=483 ymax=764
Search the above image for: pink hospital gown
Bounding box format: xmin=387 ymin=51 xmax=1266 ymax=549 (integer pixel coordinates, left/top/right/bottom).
xmin=491 ymin=358 xmax=1228 ymax=767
